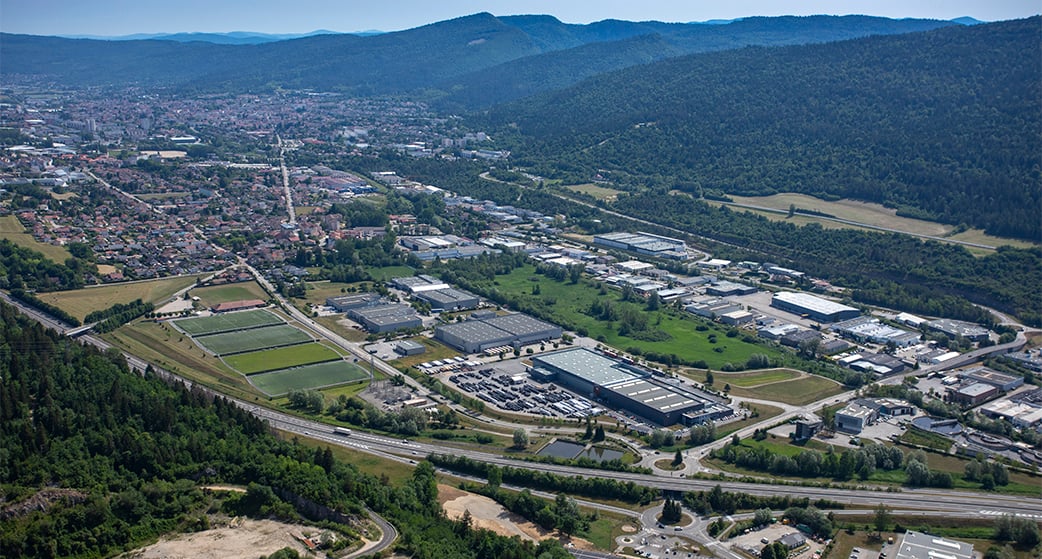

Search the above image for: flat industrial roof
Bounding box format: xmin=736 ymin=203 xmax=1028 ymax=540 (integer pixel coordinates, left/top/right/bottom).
xmin=895 ymin=531 xmax=974 ymax=559
xmin=607 ymin=378 xmax=701 ymax=413
xmin=533 ymin=348 xmax=644 ymax=387
xmin=773 ymin=291 xmax=858 ymax=315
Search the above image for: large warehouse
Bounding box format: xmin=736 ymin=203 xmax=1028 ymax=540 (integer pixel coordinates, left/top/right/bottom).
xmin=434 ymin=313 xmax=562 ymax=353
xmin=529 ymin=348 xmax=730 ymax=426
xmin=771 ymin=291 xmax=860 ymax=323
xmin=413 ymin=287 xmax=480 ymax=312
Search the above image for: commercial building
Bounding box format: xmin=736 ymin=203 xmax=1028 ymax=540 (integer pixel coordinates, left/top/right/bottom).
xmin=960 ymin=367 xmax=1024 ymax=392
xmin=348 ymin=304 xmax=422 ymax=333
xmin=894 ymin=531 xmax=974 ymax=559
xmin=980 ymin=400 xmax=1042 ymax=428
xmin=394 ymin=339 xmax=427 ymax=356
xmin=771 ymin=292 xmax=860 ymax=323
xmin=793 ymin=416 xmax=823 ymax=441
xmin=413 ymin=287 xmax=480 ymax=312
xmin=529 ymin=348 xmax=730 ymax=426
xmin=706 ymin=281 xmax=758 ymax=297
xmin=392 ymin=275 xmax=449 ymax=293
xmin=835 ymin=403 xmax=877 ymax=433
xmin=950 ymin=383 xmax=998 ymax=407
xmin=831 ymin=316 xmax=921 ymax=347
xmin=434 ymin=313 xmax=561 ymax=353
xmin=594 ymin=231 xmax=688 ymax=260
xmin=926 ymin=319 xmax=990 ymax=343
xmin=326 ymin=293 xmax=381 ymax=312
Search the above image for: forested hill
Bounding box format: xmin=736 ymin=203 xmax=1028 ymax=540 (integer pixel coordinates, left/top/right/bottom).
xmin=483 ymin=17 xmax=1042 ymax=241
xmin=2 ymin=13 xmax=953 ymax=96
xmin=432 ymin=15 xmax=955 ymax=109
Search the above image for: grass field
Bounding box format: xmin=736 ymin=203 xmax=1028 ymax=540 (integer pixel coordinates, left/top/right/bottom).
xmin=681 ymin=368 xmax=843 ymax=406
xmin=565 ymin=183 xmax=624 ymax=201
xmin=0 ymin=215 xmax=74 ymax=263
xmin=717 ymin=193 xmax=1036 ymax=250
xmin=35 ymin=274 xmax=204 ymax=321
xmin=173 ymin=309 xmax=283 ymax=336
xmin=195 ymin=324 xmax=312 ymax=355
xmin=224 ymin=342 xmax=342 ymax=374
xmin=190 ymin=281 xmax=270 ymax=308
xmin=391 ymin=337 xmax=460 ymax=368
xmin=249 ymin=360 xmax=369 ymax=396
xmin=470 ymin=265 xmax=780 ymax=369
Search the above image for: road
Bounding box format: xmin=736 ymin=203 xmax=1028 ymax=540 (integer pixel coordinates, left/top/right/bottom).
xmin=276 ymin=135 xmax=296 ymax=226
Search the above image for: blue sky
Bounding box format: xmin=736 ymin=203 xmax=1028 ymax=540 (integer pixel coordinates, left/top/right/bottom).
xmin=2 ymin=0 xmax=1039 ymax=36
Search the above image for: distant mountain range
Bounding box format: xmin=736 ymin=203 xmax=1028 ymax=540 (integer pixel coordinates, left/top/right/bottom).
xmin=56 ymin=30 xmax=372 ymax=44
xmin=3 ymin=12 xmax=963 ymax=103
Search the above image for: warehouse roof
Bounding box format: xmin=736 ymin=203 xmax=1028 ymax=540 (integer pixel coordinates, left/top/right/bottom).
xmin=773 ymin=291 xmax=858 ymax=315
xmin=532 ymin=348 xmax=646 ymax=387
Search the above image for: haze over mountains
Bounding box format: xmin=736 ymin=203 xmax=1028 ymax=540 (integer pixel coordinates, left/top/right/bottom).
xmin=3 ymin=12 xmax=957 ymax=102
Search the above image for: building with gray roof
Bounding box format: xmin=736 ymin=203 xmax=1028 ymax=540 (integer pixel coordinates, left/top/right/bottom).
xmin=348 ymin=304 xmax=422 ymax=333
xmin=434 ymin=313 xmax=561 ymax=353
xmin=835 ymin=403 xmax=877 ymax=433
xmin=771 ymin=291 xmax=860 ymax=322
xmin=894 ymin=531 xmax=973 ymax=559
xmin=413 ymin=287 xmax=480 ymax=312
xmin=529 ymin=348 xmax=730 ymax=426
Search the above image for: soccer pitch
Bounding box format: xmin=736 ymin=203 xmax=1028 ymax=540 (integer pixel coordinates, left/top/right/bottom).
xmin=194 ymin=324 xmax=312 ymax=355
xmin=173 ymin=309 xmax=283 ymax=336
xmin=249 ymin=360 xmax=370 ymax=396
xmin=224 ymin=343 xmax=342 ymax=375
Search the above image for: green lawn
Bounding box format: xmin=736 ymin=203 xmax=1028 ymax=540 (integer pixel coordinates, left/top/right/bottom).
xmin=469 ymin=265 xmax=780 ymax=369
xmin=390 ymin=337 xmax=460 ymax=368
xmin=249 ymin=360 xmax=370 ymax=396
xmin=195 ymin=324 xmax=312 ymax=355
xmin=190 ymin=281 xmax=270 ymax=308
xmin=682 ymin=368 xmax=843 ymax=406
xmin=224 ymin=342 xmax=342 ymax=374
xmin=173 ymin=309 xmax=283 ymax=336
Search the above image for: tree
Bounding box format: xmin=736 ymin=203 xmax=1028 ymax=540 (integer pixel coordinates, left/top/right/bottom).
xmin=754 ymin=508 xmax=773 ymax=526
xmin=705 ymin=370 xmax=715 ymax=386
xmin=661 ymin=499 xmax=682 ymax=524
xmin=553 ymin=494 xmax=584 ymax=535
xmin=873 ymin=503 xmax=892 ymax=533
xmin=672 ymin=449 xmax=684 ymax=467
xmin=512 ymin=428 xmax=529 ymax=449
xmin=593 ymin=425 xmax=606 ymax=442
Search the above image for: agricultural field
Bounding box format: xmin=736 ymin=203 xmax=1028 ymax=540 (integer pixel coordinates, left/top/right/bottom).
xmin=249 ymin=360 xmax=370 ymax=396
xmin=194 ymin=324 xmax=312 ymax=355
xmin=0 ymin=215 xmax=73 ymax=263
xmin=34 ymin=274 xmax=204 ymax=321
xmin=224 ymin=342 xmax=342 ymax=375
xmin=471 ymin=265 xmax=780 ymax=369
xmin=173 ymin=309 xmax=283 ymax=336
xmin=716 ymin=193 xmax=1036 ymax=251
xmin=190 ymin=281 xmax=269 ymax=308
xmin=565 ymin=183 xmax=623 ymax=201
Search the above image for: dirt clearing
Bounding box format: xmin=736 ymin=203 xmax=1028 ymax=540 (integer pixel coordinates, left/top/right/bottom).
xmin=123 ymin=518 xmax=322 ymax=559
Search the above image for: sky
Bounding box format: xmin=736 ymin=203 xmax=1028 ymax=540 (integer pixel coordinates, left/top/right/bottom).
xmin=2 ymin=0 xmax=1039 ymax=36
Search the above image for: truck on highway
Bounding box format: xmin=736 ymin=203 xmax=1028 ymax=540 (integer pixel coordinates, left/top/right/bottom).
xmin=333 ymin=427 xmax=352 ymax=436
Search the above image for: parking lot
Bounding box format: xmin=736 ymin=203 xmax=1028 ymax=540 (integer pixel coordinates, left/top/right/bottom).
xmin=445 ymin=367 xmax=599 ymax=418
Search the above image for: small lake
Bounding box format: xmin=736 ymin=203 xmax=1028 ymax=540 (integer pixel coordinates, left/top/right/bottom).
xmin=537 ymin=440 xmax=624 ymax=463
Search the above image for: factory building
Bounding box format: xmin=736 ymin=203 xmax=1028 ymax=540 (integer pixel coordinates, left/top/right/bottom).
xmin=895 ymin=531 xmax=974 ymax=559
xmin=326 ymin=293 xmax=382 ymax=313
xmin=959 ymin=367 xmax=1024 ymax=392
xmin=529 ymin=348 xmax=731 ymax=426
xmin=926 ymin=319 xmax=991 ymax=343
xmin=434 ymin=313 xmax=561 ymax=353
xmin=835 ymin=403 xmax=877 ymax=433
xmin=771 ymin=292 xmax=860 ymax=323
xmin=348 ymin=304 xmax=422 ymax=333
xmin=413 ymin=287 xmax=480 ymax=312
xmin=830 ymin=316 xmax=921 ymax=347
xmin=593 ymin=231 xmax=688 ymax=260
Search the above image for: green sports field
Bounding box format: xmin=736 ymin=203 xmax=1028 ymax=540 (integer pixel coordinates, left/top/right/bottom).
xmin=224 ymin=343 xmax=342 ymax=375
xmin=194 ymin=324 xmax=312 ymax=355
xmin=250 ymin=360 xmax=370 ymax=396
xmin=173 ymin=309 xmax=283 ymax=336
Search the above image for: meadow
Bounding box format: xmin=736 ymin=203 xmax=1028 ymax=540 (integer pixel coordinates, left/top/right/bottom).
xmin=0 ymin=215 xmax=74 ymax=263
xmin=35 ymin=274 xmax=203 ymax=321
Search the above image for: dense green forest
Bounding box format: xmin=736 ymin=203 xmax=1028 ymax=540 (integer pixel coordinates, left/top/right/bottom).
xmin=0 ymin=301 xmax=572 ymax=559
xmin=483 ymin=17 xmax=1042 ymax=240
